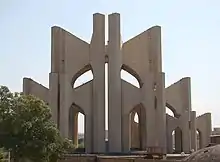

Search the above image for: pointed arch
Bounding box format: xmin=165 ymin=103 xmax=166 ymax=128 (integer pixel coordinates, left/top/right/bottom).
xmin=69 ymin=103 xmax=85 ymax=152
xmin=166 ymin=107 xmax=174 ymax=117
xmin=166 ymin=103 xmax=180 ymax=118
xmin=71 ymin=64 xmax=93 ymax=88
xmin=134 ymin=112 xmax=139 ymax=123
xmin=121 ymin=64 xmax=142 ymax=88
xmin=129 ymin=104 xmax=146 ymax=151
xmin=172 ymin=127 xmax=183 ymax=153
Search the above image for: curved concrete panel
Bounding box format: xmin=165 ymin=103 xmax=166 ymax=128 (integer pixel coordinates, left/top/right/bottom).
xmin=122 ymin=26 xmax=162 ymax=83
xmin=165 ymin=77 xmax=191 ymax=116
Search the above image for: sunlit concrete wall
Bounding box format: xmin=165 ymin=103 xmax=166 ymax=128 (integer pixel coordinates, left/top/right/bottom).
xmin=196 ymin=113 xmax=212 ymax=148
xmin=23 ymin=78 xmax=49 ymax=104
xmin=22 ymin=12 xmax=212 ymax=154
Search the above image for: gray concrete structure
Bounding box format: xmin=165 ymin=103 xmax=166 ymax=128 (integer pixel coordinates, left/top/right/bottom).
xmin=22 ymin=13 xmax=212 ymax=154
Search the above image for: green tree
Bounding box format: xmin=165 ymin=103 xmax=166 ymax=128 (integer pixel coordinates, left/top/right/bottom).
xmin=0 ymin=149 xmax=3 ymax=162
xmin=0 ymin=86 xmax=74 ymax=162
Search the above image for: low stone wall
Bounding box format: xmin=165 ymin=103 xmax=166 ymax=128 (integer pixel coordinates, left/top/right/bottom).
xmin=59 ymin=155 xmax=181 ymax=162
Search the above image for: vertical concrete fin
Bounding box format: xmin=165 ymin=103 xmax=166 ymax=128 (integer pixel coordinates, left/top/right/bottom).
xmin=90 ymin=13 xmax=106 ymax=152
xmin=92 ymin=13 xmax=105 ymax=40
xmin=107 ymin=12 xmax=122 ymax=152
xmin=148 ymin=26 xmax=162 ymax=73
xmin=49 ymin=73 xmax=59 ymax=127
xmin=155 ymin=72 xmax=166 ymax=153
xmin=190 ymin=111 xmax=197 ymax=151
xmin=108 ymin=13 xmax=121 ymax=55
xmin=51 ymin=26 xmax=64 ymax=73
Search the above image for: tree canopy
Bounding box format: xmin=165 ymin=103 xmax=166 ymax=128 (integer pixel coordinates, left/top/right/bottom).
xmin=0 ymin=86 xmax=73 ymax=162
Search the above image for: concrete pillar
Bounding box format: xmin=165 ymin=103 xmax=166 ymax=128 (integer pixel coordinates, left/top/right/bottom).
xmin=107 ymin=13 xmax=122 ymax=152
xmin=68 ymin=107 xmax=73 ymax=141
xmin=85 ymin=113 xmax=93 ymax=153
xmin=139 ymin=106 xmax=146 ymax=150
xmin=90 ymin=13 xmax=106 ymax=153
xmin=122 ymin=114 xmax=130 ymax=152
xmin=155 ymin=72 xmax=166 ymax=154
xmin=167 ymin=131 xmax=173 ymax=153
xmin=190 ymin=111 xmax=197 ymax=151
xmin=136 ymin=109 xmax=141 ymax=149
xmin=68 ymin=108 xmax=79 ymax=146
xmin=49 ymin=72 xmax=59 ymax=126
xmin=181 ymin=112 xmax=190 ymax=153
xmin=130 ymin=112 xmax=135 ymax=149
xmin=142 ymin=73 xmax=155 ymax=148
xmin=59 ymin=73 xmax=70 ymax=138
xmin=73 ymin=111 xmax=78 ymax=146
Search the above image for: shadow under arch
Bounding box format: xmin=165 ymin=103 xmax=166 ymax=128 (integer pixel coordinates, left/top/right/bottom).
xmin=71 ymin=64 xmax=93 ymax=88
xmin=172 ymin=127 xmax=183 ymax=153
xmin=69 ymin=103 xmax=85 ymax=151
xmin=121 ymin=64 xmax=143 ymax=88
xmin=166 ymin=103 xmax=180 ymax=118
xmin=129 ymin=103 xmax=146 ymax=151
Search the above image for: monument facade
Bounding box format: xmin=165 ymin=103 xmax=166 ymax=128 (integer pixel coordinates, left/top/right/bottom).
xmin=22 ymin=13 xmax=212 ymax=154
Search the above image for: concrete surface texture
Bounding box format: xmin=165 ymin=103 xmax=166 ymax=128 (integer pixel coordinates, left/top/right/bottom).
xmin=183 ymin=144 xmax=220 ymax=162
xmin=22 ymin=13 xmax=212 ymax=154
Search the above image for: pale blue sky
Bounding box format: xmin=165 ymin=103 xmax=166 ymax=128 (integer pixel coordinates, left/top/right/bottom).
xmin=1 ymin=0 xmax=220 ymax=133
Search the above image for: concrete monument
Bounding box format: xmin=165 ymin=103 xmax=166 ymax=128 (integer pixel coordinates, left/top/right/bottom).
xmin=22 ymin=13 xmax=212 ymax=154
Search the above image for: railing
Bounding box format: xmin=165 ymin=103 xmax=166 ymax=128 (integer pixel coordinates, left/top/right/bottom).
xmin=146 ymin=147 xmax=165 ymax=154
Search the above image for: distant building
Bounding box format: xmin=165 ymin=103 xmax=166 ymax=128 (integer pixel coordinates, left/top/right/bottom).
xmin=210 ymin=128 xmax=220 ymax=145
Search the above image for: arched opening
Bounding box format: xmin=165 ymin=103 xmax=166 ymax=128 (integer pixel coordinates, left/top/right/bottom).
xmin=196 ymin=129 xmax=202 ymax=150
xmin=134 ymin=112 xmax=139 ymax=123
xmin=73 ymin=70 xmax=93 ymax=88
xmin=130 ymin=110 xmax=140 ymax=151
xmin=71 ymin=65 xmax=93 ymax=89
xmin=166 ymin=107 xmax=174 ymax=117
xmin=129 ymin=105 xmax=146 ymax=151
xmin=121 ymin=70 xmax=140 ymax=88
xmin=172 ymin=127 xmax=183 ymax=153
xmin=78 ymin=113 xmax=85 ymax=148
xmin=166 ymin=103 xmax=180 ymax=118
xmin=120 ymin=65 xmax=142 ymax=88
xmin=69 ymin=104 xmax=85 ymax=152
